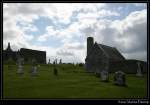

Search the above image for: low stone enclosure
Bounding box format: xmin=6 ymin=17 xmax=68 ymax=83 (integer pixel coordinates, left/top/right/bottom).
xmin=109 ymin=59 xmax=147 ymax=74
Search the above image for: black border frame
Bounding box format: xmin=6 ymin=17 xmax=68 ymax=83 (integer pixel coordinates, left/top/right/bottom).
xmin=0 ymin=0 xmax=149 ymax=104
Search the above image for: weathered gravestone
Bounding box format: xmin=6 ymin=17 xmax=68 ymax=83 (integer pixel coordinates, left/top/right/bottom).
xmin=114 ymin=71 xmax=126 ymax=86
xmin=59 ymin=59 xmax=62 ymax=64
xmin=17 ymin=58 xmax=24 ymax=74
xmin=53 ymin=60 xmax=58 ymax=76
xmin=31 ymin=59 xmax=38 ymax=76
xmin=54 ymin=67 xmax=58 ymax=76
xmin=100 ymin=70 xmax=109 ymax=82
xmin=136 ymin=61 xmax=143 ymax=77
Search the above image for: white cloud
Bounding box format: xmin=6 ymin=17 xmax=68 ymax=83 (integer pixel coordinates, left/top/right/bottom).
xmin=98 ymin=9 xmax=120 ymax=17
xmin=77 ymin=9 xmax=120 ymax=21
xmin=63 ymin=42 xmax=85 ymax=50
xmin=17 ymin=21 xmax=38 ymax=32
xmin=3 ymin=3 xmax=147 ymax=63
xmin=80 ymin=9 xmax=147 ymax=61
xmin=133 ymin=3 xmax=147 ymax=7
xmin=111 ymin=9 xmax=147 ymax=52
xmin=123 ymin=51 xmax=147 ymax=61
xmin=37 ymin=26 xmax=59 ymax=42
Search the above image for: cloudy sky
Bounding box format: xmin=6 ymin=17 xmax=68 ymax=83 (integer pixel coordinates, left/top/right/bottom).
xmin=3 ymin=3 xmax=147 ymax=63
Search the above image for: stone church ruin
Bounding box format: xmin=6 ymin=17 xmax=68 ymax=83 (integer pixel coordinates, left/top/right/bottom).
xmin=3 ymin=43 xmax=46 ymax=64
xmin=85 ymin=37 xmax=147 ymax=74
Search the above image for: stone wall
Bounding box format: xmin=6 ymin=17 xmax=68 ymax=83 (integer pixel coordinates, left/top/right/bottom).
xmin=109 ymin=60 xmax=147 ymax=74
xmin=85 ymin=44 xmax=109 ymax=73
xmin=20 ymin=48 xmax=46 ymax=64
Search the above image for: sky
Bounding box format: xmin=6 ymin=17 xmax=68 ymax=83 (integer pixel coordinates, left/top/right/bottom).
xmin=3 ymin=3 xmax=147 ymax=63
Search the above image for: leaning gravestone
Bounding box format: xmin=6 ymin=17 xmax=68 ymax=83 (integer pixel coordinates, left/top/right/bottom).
xmin=136 ymin=61 xmax=143 ymax=77
xmin=114 ymin=71 xmax=126 ymax=86
xmin=31 ymin=59 xmax=38 ymax=76
xmin=17 ymin=58 xmax=24 ymax=74
xmin=100 ymin=70 xmax=109 ymax=82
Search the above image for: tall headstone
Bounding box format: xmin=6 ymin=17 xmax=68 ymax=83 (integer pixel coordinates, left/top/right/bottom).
xmin=17 ymin=58 xmax=24 ymax=74
xmin=114 ymin=71 xmax=126 ymax=86
xmin=31 ymin=59 xmax=38 ymax=76
xmin=100 ymin=70 xmax=109 ymax=82
xmin=53 ymin=59 xmax=58 ymax=76
xmin=54 ymin=67 xmax=58 ymax=76
xmin=136 ymin=61 xmax=143 ymax=77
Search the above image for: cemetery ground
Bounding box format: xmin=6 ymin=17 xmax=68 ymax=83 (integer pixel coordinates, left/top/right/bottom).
xmin=3 ymin=64 xmax=147 ymax=99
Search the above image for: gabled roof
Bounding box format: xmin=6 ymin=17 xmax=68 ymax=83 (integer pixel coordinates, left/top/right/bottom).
xmin=97 ymin=44 xmax=125 ymax=61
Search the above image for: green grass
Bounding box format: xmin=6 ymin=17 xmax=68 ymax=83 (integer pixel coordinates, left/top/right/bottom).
xmin=3 ymin=64 xmax=147 ymax=99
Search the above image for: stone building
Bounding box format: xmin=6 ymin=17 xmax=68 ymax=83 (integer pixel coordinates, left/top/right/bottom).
xmin=85 ymin=37 xmax=147 ymax=74
xmin=85 ymin=37 xmax=125 ymax=73
xmin=3 ymin=43 xmax=18 ymax=62
xmin=3 ymin=43 xmax=46 ymax=64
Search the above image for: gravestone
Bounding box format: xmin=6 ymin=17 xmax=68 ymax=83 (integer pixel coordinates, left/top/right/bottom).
xmin=53 ymin=67 xmax=58 ymax=76
xmin=114 ymin=71 xmax=126 ymax=86
xmin=31 ymin=59 xmax=38 ymax=76
xmin=31 ymin=66 xmax=37 ymax=76
xmin=100 ymin=70 xmax=109 ymax=82
xmin=59 ymin=59 xmax=62 ymax=64
xmin=53 ymin=59 xmax=58 ymax=76
xmin=17 ymin=58 xmax=24 ymax=74
xmin=136 ymin=61 xmax=143 ymax=77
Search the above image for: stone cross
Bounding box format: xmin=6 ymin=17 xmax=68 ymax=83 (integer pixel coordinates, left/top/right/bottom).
xmin=136 ymin=61 xmax=143 ymax=77
xmin=100 ymin=70 xmax=109 ymax=82
xmin=114 ymin=71 xmax=126 ymax=86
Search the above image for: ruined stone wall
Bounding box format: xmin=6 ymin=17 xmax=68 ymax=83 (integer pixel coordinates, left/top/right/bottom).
xmin=20 ymin=48 xmax=46 ymax=64
xmin=109 ymin=60 xmax=147 ymax=74
xmin=85 ymin=44 xmax=109 ymax=73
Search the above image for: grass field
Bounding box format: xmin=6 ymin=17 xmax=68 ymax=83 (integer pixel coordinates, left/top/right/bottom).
xmin=3 ymin=64 xmax=147 ymax=99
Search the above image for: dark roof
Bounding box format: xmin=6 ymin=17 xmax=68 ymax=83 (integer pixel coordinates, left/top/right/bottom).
xmin=97 ymin=44 xmax=125 ymax=61
xmin=20 ymin=48 xmax=46 ymax=53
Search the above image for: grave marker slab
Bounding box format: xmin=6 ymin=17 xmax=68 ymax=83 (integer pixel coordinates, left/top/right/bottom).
xmin=114 ymin=71 xmax=126 ymax=86
xmin=100 ymin=70 xmax=109 ymax=82
xmin=17 ymin=58 xmax=24 ymax=74
xmin=136 ymin=62 xmax=143 ymax=77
